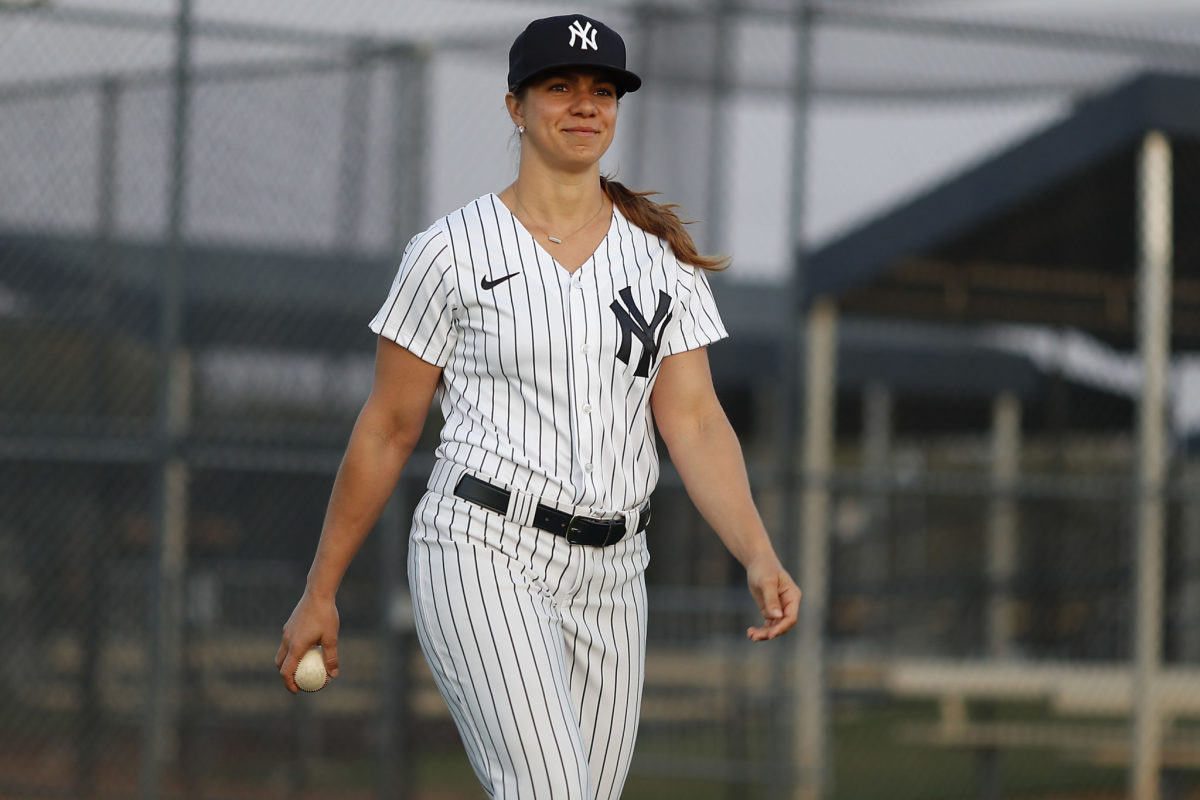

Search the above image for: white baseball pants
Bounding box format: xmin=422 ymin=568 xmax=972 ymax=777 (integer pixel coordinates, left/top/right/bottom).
xmin=407 ymin=488 xmax=650 ymax=800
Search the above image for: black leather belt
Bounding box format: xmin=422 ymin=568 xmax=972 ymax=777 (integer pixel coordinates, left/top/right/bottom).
xmin=453 ymin=473 xmax=650 ymax=548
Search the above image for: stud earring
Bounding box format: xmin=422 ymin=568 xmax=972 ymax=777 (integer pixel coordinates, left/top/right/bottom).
xmin=518 ymin=125 xmax=526 ymax=134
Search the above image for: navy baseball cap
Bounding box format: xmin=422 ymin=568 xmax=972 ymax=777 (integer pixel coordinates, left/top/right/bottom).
xmin=508 ymin=14 xmax=642 ymax=96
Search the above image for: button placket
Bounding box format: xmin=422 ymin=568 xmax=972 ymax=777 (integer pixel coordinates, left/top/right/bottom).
xmin=567 ymin=271 xmax=594 ymax=489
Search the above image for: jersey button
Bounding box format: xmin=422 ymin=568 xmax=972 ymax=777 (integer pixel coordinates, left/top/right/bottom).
xmin=582 ymin=404 xmax=592 ymax=414
xmin=583 ymin=462 xmax=593 ymax=473
xmin=580 ymin=343 xmax=591 ymax=354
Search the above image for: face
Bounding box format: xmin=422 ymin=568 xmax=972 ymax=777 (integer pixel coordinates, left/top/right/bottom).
xmin=507 ymin=70 xmax=619 ymax=170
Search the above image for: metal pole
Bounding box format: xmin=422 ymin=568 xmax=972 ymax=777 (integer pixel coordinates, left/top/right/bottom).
xmin=381 ymin=47 xmax=426 ymax=790
xmin=861 ymin=383 xmax=892 ymax=639
xmin=1131 ymin=130 xmax=1172 ymax=800
xmin=987 ymin=391 xmax=1021 ymax=659
xmin=1181 ymin=460 xmax=1200 ymax=663
xmin=625 ymin=1 xmax=653 ymax=188
xmin=139 ymin=1 xmax=192 ymax=798
xmin=335 ymin=40 xmax=372 ymax=252
xmin=77 ymin=75 xmax=122 ymax=797
xmin=780 ymin=2 xmax=816 ymax=797
xmin=978 ymin=391 xmax=1022 ymax=800
xmin=703 ymin=0 xmax=736 ymax=255
xmin=796 ymin=298 xmax=836 ymax=800
xmin=379 ymin=481 xmax=414 ymax=800
xmin=390 ymin=45 xmax=429 ymax=255
xmin=786 ymin=0 xmax=815 ymax=313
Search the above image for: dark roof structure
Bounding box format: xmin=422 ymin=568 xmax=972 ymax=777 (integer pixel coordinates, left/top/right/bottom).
xmin=1 ymin=231 xmax=395 ymax=351
xmin=804 ymin=72 xmax=1200 ymax=350
xmin=710 ymin=292 xmax=1135 ymax=435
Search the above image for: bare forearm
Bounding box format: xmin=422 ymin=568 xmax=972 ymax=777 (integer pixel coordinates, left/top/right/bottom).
xmin=305 ymin=418 xmax=417 ymax=598
xmin=651 ymin=349 xmax=798 ymax=641
xmin=664 ymin=410 xmax=775 ymax=568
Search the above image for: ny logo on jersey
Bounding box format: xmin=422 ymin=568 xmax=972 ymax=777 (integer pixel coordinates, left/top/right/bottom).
xmin=568 ymin=19 xmax=599 ymax=51
xmin=610 ymin=288 xmax=673 ymax=378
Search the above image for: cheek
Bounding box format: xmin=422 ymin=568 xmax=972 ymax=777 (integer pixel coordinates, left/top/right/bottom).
xmin=605 ymin=114 xmax=619 ymax=140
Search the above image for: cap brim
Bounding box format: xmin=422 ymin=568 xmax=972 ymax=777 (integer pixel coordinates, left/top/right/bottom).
xmin=511 ymin=63 xmax=642 ymax=96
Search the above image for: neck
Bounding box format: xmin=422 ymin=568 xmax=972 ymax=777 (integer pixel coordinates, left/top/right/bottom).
xmin=510 ymin=159 xmax=605 ymax=227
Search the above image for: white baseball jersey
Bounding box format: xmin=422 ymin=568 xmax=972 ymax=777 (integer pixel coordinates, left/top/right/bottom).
xmin=369 ymin=192 xmax=728 ymax=514
xmin=369 ymin=192 xmax=728 ymax=800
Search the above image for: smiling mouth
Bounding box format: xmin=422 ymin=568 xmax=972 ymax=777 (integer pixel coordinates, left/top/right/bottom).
xmin=564 ymin=128 xmax=599 ymax=135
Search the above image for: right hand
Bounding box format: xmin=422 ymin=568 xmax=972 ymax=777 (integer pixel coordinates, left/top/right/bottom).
xmin=275 ymin=590 xmax=340 ymax=694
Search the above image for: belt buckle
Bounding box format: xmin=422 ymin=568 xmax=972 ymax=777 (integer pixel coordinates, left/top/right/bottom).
xmin=564 ymin=514 xmax=623 ymax=546
xmin=564 ymin=515 xmax=589 ymax=545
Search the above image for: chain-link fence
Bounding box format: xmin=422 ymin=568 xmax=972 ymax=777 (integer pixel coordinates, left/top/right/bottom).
xmin=3 ymin=1 xmax=1200 ymax=799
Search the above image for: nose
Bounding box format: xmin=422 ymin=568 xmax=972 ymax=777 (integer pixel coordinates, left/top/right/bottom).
xmin=570 ymin=90 xmax=598 ymax=116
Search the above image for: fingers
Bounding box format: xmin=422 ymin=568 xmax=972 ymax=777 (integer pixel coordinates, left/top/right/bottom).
xmin=275 ymin=633 xmax=299 ymax=693
xmin=746 ymin=622 xmax=783 ymax=642
xmin=746 ymin=572 xmax=802 ymax=643
xmin=277 ymin=633 xmax=302 ymax=694
xmin=753 ymin=572 xmax=784 ymax=620
xmin=321 ymin=639 xmax=340 ymax=679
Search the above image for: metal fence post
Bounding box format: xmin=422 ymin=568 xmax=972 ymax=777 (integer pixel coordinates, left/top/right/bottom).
xmin=335 ymin=39 xmax=372 ymax=253
xmin=380 ymin=46 xmax=426 ymax=795
xmin=703 ymin=0 xmax=736 ymax=256
xmin=379 ymin=480 xmax=415 ymax=800
xmin=76 ymin=75 xmax=122 ymax=797
xmin=1131 ymin=129 xmax=1173 ymax=800
xmin=1182 ymin=461 xmax=1200 ymax=663
xmin=390 ymin=44 xmax=429 ymax=256
xmin=977 ymin=390 xmax=1022 ymax=800
xmin=796 ymin=297 xmax=836 ymax=800
xmin=139 ymin=2 xmax=193 ymax=798
xmin=861 ymin=382 xmax=893 ymax=639
xmin=785 ymin=3 xmax=817 ymax=798
xmin=987 ymin=390 xmax=1021 ymax=659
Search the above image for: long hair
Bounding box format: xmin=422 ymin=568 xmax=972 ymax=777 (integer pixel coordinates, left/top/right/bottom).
xmin=600 ymin=176 xmax=730 ymax=272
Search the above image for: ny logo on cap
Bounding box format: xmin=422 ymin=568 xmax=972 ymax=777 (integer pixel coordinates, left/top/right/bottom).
xmin=568 ymin=19 xmax=599 ymax=51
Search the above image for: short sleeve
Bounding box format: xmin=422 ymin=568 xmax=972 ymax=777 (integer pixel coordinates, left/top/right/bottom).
xmin=368 ymin=226 xmax=457 ymax=367
xmin=661 ymin=266 xmax=729 ymax=356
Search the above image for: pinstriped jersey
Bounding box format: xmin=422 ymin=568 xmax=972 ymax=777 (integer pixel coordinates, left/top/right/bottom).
xmin=369 ymin=193 xmax=728 ymax=513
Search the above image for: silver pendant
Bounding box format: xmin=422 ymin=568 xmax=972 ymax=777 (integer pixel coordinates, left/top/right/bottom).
xmin=548 ymin=236 xmax=563 ymax=244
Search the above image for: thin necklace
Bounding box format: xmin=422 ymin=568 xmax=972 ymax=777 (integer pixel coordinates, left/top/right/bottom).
xmin=513 ymin=188 xmax=606 ymax=244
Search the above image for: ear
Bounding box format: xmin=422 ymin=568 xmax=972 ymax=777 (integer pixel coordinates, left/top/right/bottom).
xmin=505 ymin=92 xmax=524 ymax=128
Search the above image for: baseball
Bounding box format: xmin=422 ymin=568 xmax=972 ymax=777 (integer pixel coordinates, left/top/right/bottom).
xmin=294 ymin=646 xmax=329 ymax=692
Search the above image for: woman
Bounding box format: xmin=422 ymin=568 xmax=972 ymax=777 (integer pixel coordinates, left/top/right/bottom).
xmin=276 ymin=13 xmax=800 ymax=800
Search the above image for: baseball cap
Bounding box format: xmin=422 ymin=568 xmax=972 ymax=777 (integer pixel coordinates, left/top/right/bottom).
xmin=507 ymin=14 xmax=642 ymax=97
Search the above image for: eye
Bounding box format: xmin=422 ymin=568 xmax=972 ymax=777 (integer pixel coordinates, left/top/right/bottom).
xmin=548 ymin=82 xmax=569 ymax=92
xmin=594 ymin=87 xmax=615 ymax=97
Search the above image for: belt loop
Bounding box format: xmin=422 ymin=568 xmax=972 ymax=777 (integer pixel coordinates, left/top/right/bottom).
xmin=622 ymin=506 xmax=640 ymax=538
xmin=504 ymin=487 xmax=538 ymax=528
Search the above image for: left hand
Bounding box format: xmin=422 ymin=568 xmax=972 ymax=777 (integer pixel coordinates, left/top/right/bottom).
xmin=744 ymin=552 xmax=801 ymax=642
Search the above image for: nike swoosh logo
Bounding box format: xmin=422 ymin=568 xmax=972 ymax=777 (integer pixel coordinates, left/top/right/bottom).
xmin=481 ymin=272 xmax=519 ymax=290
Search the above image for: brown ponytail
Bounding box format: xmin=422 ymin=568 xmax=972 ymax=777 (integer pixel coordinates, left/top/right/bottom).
xmin=600 ymin=176 xmax=730 ymax=271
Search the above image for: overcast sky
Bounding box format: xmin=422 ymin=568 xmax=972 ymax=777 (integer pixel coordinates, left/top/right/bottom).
xmin=40 ymin=0 xmax=1200 ymax=37
xmin=4 ymin=0 xmax=1199 ymax=280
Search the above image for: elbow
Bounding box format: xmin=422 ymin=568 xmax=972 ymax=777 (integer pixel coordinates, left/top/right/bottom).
xmin=660 ymin=405 xmax=729 ymax=451
xmin=357 ymin=402 xmax=426 ymax=458
xmin=384 ymin=424 xmax=423 ymax=456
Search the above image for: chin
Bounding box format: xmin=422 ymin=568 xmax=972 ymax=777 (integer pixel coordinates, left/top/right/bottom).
xmin=567 ymin=143 xmax=612 ymax=164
